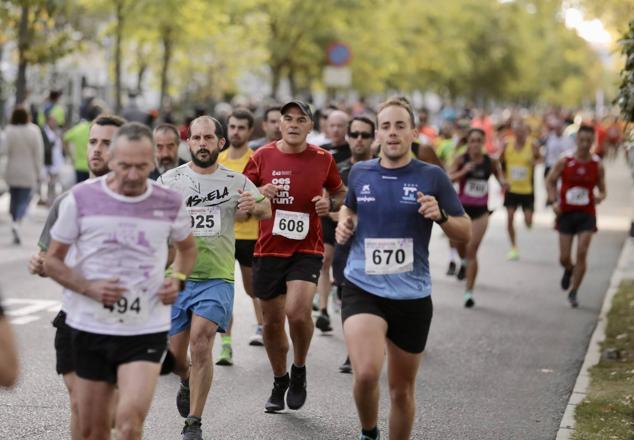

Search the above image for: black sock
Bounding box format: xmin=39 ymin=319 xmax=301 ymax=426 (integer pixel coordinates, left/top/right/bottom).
xmin=291 ymin=364 xmax=306 ymax=376
xmin=274 ymin=372 xmax=290 ymax=384
xmin=362 ymin=427 xmax=379 ymax=439
xmin=320 ymin=308 xmax=329 ymax=317
xmin=186 ymin=415 xmax=201 ymax=424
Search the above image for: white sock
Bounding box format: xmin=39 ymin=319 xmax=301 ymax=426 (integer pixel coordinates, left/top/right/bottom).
xmin=449 ymin=248 xmax=459 ymax=262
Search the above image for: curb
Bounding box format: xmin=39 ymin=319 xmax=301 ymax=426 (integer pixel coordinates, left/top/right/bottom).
xmin=555 ymin=237 xmax=634 ymax=440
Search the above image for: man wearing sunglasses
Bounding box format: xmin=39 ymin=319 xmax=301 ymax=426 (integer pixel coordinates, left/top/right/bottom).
xmin=332 ymin=116 xmax=376 ymax=374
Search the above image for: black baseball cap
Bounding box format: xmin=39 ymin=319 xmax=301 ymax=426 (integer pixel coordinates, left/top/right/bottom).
xmin=281 ymin=100 xmax=313 ymax=121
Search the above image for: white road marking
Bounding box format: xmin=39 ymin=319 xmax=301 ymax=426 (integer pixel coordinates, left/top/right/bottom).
xmin=2 ymin=299 xmax=60 ymax=317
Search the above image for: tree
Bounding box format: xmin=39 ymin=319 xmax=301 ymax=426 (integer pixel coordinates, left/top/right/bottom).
xmin=2 ymin=0 xmax=80 ymax=104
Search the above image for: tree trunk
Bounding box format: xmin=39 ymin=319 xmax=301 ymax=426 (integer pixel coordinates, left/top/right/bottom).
xmin=288 ymin=66 xmax=297 ymax=97
xmin=136 ymin=63 xmax=147 ymax=94
xmin=15 ymin=4 xmax=30 ymax=105
xmin=114 ymin=0 xmax=124 ymax=113
xmin=271 ymin=64 xmax=282 ymax=99
xmin=159 ymin=27 xmax=173 ymax=117
xmin=0 ymin=43 xmax=6 ymax=126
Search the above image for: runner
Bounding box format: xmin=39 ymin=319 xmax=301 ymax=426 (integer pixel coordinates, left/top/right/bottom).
xmin=29 ymin=114 xmax=125 ymax=440
xmin=546 ymin=124 xmax=606 ymax=307
xmin=501 ymin=121 xmax=541 ymax=260
xmin=317 ymin=109 xmax=351 ymax=333
xmin=249 ymin=106 xmax=282 ymax=150
xmin=243 ymin=100 xmax=346 ymax=413
xmin=150 ymin=123 xmax=186 ymax=180
xmin=449 ymin=128 xmax=507 ymax=307
xmin=159 ymin=115 xmax=270 ymax=439
xmin=217 ymin=108 xmax=267 ymax=366
xmin=44 ymin=122 xmax=198 ymax=440
xmin=336 ymin=97 xmax=470 ymax=440
xmin=330 ymin=115 xmax=375 ymax=374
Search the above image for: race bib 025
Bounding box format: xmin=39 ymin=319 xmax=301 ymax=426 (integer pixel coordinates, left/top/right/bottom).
xmin=187 ymin=206 xmax=221 ymax=237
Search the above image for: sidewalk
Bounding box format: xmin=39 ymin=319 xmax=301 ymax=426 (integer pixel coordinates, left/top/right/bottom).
xmin=556 ymin=154 xmax=634 ymax=439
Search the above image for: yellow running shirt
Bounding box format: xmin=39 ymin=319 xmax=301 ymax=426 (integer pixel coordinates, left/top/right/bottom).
xmin=504 ymin=138 xmax=534 ymax=195
xmin=218 ymin=148 xmax=259 ymax=240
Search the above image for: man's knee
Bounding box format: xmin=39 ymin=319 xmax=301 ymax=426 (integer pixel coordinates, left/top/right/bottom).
xmin=116 ymin=410 xmax=143 ymax=440
xmin=389 ymin=382 xmax=415 ymax=405
xmin=189 ymin=332 xmax=214 ymax=363
xmin=354 ymin=365 xmax=381 ymax=390
xmin=287 ymin=306 xmax=311 ymax=326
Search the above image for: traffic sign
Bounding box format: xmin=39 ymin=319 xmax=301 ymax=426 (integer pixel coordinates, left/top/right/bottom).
xmin=326 ymin=42 xmax=352 ymax=66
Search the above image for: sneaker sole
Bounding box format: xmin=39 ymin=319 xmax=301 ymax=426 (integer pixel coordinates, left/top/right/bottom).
xmin=215 ymin=359 xmax=233 ymax=366
xmin=249 ymin=341 xmax=264 ymax=346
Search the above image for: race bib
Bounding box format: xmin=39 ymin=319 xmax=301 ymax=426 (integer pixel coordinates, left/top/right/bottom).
xmin=464 ymin=179 xmax=488 ymax=198
xmin=565 ymin=186 xmax=590 ymax=206
xmin=187 ymin=206 xmax=221 ymax=237
xmin=510 ymin=166 xmax=528 ymax=181
xmin=272 ymin=210 xmax=309 ymax=240
xmin=364 ymin=238 xmax=414 ymax=275
xmin=95 ymin=289 xmax=149 ymax=325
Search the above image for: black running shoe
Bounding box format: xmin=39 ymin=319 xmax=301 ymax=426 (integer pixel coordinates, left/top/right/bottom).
xmin=568 ymin=290 xmax=579 ymax=308
xmin=287 ymin=366 xmax=307 ymax=410
xmin=265 ymin=376 xmax=289 ymax=413
xmin=339 ymin=357 xmax=352 ymax=374
xmin=176 ymin=380 xmax=190 ymax=418
xmin=561 ymin=267 xmax=573 ymax=290
xmin=456 ymin=264 xmax=466 ymax=280
xmin=315 ymin=313 xmax=333 ymax=332
xmin=446 ymin=261 xmax=456 ymax=276
xmin=181 ymin=418 xmax=203 ymax=440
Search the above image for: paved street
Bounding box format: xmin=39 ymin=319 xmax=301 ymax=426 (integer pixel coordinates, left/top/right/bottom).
xmin=0 ymin=157 xmax=631 ymax=440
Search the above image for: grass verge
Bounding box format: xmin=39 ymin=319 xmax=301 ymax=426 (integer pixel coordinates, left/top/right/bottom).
xmin=573 ymin=279 xmax=634 ymax=440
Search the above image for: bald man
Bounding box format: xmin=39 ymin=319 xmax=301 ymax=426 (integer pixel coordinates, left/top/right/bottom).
xmin=315 ymin=110 xmax=351 ymax=333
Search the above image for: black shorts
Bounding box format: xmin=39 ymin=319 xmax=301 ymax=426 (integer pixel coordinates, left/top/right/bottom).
xmin=321 ymin=217 xmax=336 ymax=246
xmin=463 ymin=205 xmax=489 ymax=220
xmin=70 ymin=329 xmax=168 ymax=384
xmin=235 ymin=239 xmax=256 ymax=268
xmin=341 ymin=283 xmax=433 ymax=354
xmin=252 ymin=253 xmax=323 ymax=300
xmin=557 ymin=211 xmax=597 ymax=235
xmin=544 ymin=166 xmax=551 ymax=178
xmin=52 ymin=311 xmax=74 ymax=375
xmin=503 ymin=192 xmax=534 ymax=211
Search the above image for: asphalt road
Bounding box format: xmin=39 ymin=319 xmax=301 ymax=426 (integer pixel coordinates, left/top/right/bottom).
xmin=0 ymin=157 xmax=631 ymax=440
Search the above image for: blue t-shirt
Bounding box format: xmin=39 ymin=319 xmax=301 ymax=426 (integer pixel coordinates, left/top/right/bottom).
xmin=344 ymin=158 xmax=464 ymax=300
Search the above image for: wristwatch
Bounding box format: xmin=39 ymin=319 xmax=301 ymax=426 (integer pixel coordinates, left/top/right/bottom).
xmin=435 ymin=208 xmax=448 ymax=225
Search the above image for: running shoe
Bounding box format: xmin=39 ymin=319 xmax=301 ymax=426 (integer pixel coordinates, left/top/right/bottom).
xmin=315 ymin=313 xmax=333 ymax=332
xmin=339 ymin=356 xmax=352 ymax=374
xmin=176 ymin=380 xmax=190 ymax=418
xmin=456 ymin=264 xmax=466 ymax=280
xmin=287 ymin=365 xmax=307 ymax=410
xmin=506 ymin=248 xmax=519 ymax=261
xmin=215 ymin=344 xmax=233 ymax=366
xmin=11 ymin=225 xmax=21 ymax=245
xmin=249 ymin=325 xmax=264 ymax=346
xmin=181 ymin=418 xmax=203 ymax=440
xmin=561 ymin=267 xmax=574 ymax=290
xmin=568 ymin=290 xmax=579 ymax=308
xmin=464 ymin=292 xmax=475 ymax=308
xmin=359 ymin=433 xmax=380 ymax=440
xmin=265 ymin=377 xmax=289 ymax=413
xmin=446 ymin=261 xmax=456 ymax=276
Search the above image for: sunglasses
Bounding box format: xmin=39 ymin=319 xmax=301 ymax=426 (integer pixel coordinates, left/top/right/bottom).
xmin=349 ymin=131 xmax=373 ymax=139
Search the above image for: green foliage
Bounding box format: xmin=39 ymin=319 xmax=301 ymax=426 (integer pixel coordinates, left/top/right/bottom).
xmin=0 ymin=0 xmax=615 ymax=107
xmin=617 ymin=20 xmax=634 ymax=122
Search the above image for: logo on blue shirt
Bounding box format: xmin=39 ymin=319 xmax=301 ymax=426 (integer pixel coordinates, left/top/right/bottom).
xmin=401 ymin=184 xmax=418 ymax=203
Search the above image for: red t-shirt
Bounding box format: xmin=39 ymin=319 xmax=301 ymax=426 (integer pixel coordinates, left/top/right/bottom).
xmin=559 ymin=154 xmax=600 ymax=216
xmin=243 ymin=142 xmax=344 ymax=257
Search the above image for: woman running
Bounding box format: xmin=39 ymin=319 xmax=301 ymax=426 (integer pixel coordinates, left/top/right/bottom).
xmin=449 ymin=128 xmax=507 ymax=308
